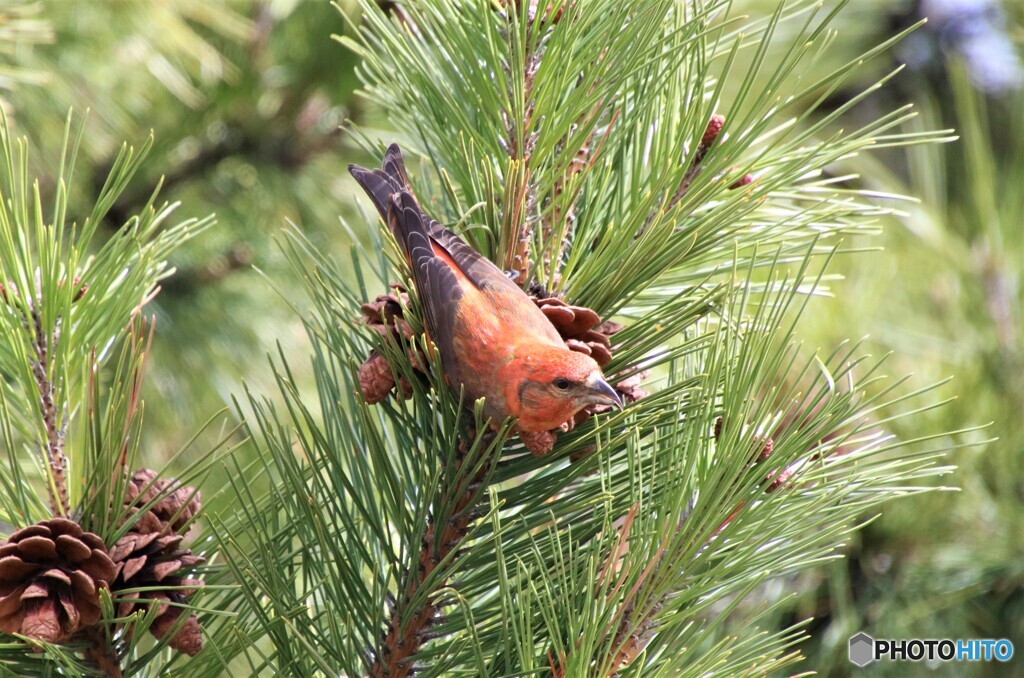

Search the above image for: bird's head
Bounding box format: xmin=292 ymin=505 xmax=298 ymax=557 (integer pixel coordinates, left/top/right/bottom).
xmin=512 ymin=345 xmax=622 ymax=432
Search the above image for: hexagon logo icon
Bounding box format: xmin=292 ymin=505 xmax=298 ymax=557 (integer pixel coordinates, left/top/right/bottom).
xmin=849 ymin=632 xmax=876 ymax=667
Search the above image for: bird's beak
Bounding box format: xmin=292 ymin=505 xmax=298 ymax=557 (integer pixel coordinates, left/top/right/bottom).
xmin=586 ymin=375 xmax=623 ymax=409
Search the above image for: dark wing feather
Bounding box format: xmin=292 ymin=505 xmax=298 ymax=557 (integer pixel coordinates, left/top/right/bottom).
xmin=351 ymin=144 xmax=566 ymax=395
xmin=422 ymin=219 xmax=523 ymax=295
xmin=388 ymin=191 xmax=462 ymax=367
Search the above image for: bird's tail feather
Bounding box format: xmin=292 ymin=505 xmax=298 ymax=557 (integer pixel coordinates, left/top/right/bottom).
xmin=386 ymin=190 xmax=431 ymax=263
xmin=348 ymin=144 xmax=414 ymax=221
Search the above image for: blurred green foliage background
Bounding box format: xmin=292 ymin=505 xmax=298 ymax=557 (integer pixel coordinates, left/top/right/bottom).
xmin=1 ymin=0 xmax=1020 ymax=673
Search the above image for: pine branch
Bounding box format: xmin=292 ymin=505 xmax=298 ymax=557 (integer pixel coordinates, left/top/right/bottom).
xmin=607 ymin=598 xmax=661 ymax=676
xmin=210 ymin=3 xmax=968 ymax=675
xmin=500 ymin=9 xmax=544 ymax=286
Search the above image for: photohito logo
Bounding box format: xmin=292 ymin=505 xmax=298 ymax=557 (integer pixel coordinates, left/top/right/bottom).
xmin=848 ymin=632 xmax=1014 ymax=667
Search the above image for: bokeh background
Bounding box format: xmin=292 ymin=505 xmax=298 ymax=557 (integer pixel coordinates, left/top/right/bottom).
xmin=1 ymin=0 xmax=1020 ymax=673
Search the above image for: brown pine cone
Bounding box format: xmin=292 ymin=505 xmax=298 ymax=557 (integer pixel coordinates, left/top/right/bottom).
xmin=533 ymin=297 xmax=614 ymax=366
xmin=358 ymin=351 xmax=397 ymax=404
xmin=109 ymin=532 xmax=204 ymax=656
xmin=123 ymin=469 xmax=201 ymax=537
xmin=358 ymin=285 xmax=410 ymax=335
xmin=151 ymin=605 xmax=203 ymax=656
xmin=519 ymin=429 xmax=557 ymax=456
xmin=611 ymin=370 xmax=649 ymax=405
xmin=0 ymin=518 xmax=117 ymax=646
xmin=357 ymin=285 xmax=423 ymax=404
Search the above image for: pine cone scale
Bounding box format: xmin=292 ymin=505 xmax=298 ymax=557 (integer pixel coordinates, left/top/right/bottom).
xmin=540 ymin=305 xmax=575 ymax=325
xmin=54 ymin=534 xmax=93 ymax=562
xmin=581 ymin=329 xmax=611 ymax=348
xmin=0 ymin=584 xmax=28 ymax=616
xmin=7 ymin=525 xmax=50 ymax=540
xmin=56 ymin=590 xmax=79 ymax=629
xmin=69 ymin=570 xmax=96 ymax=597
xmin=589 ymin=344 xmax=612 ymax=366
xmin=78 ymin=551 xmax=117 ymax=583
xmin=39 ymin=569 xmax=71 ymax=586
xmin=121 ymin=555 xmax=147 ymax=581
xmin=46 ymin=519 xmax=83 ymax=536
xmin=0 ymin=556 xmax=37 ymax=579
xmin=562 ymin=307 xmax=600 ymax=335
xmin=15 ymin=536 xmax=58 ymax=560
xmin=21 ymin=583 xmax=49 ymax=599
xmin=566 ymin=338 xmax=592 ymax=355
xmin=152 ymin=560 xmax=183 ymax=581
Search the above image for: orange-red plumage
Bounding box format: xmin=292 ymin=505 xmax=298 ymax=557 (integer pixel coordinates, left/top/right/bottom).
xmin=349 ymin=145 xmax=620 ymax=442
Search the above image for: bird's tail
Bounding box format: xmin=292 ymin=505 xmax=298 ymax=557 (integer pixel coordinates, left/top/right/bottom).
xmin=348 ymin=144 xmax=416 ymax=222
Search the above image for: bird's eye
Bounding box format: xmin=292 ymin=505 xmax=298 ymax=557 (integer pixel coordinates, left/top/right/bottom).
xmin=554 ymin=377 xmax=571 ymax=390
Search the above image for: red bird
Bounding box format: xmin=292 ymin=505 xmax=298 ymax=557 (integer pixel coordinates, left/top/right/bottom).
xmin=350 ymin=145 xmax=621 ymax=448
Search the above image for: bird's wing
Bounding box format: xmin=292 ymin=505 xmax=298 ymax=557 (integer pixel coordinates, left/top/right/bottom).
xmin=386 ymin=191 xmax=467 ymax=369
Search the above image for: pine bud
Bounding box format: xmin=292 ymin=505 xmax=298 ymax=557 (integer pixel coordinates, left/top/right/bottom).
xmin=729 ymin=173 xmax=754 ymax=189
xmin=701 ymin=114 xmax=725 ymax=148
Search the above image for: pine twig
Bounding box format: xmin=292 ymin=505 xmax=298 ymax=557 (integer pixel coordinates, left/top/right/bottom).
xmin=29 ymin=307 xmax=69 ymax=517
xmin=502 ymin=49 xmax=542 ymax=287
xmin=602 ymin=426 xmax=778 ymax=677
xmin=82 ymin=626 xmax=122 ymax=678
xmin=540 ymin=101 xmax=615 ymax=291
xmin=500 ymin=0 xmax=565 ymax=285
xmin=370 ymin=437 xmax=490 ymax=677
xmin=637 ymin=114 xmax=725 ymax=240
xmin=607 ymin=597 xmax=663 ymax=676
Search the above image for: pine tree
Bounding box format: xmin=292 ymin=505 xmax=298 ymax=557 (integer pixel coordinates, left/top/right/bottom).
xmin=183 ymin=1 xmax=966 ymax=675
xmin=3 ymin=0 xmax=367 ymax=452
xmin=0 ymin=1 xmax=998 ymax=675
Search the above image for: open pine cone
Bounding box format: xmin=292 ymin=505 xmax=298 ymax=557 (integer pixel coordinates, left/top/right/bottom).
xmin=109 ymin=531 xmax=204 ymax=656
xmin=357 ymin=284 xmax=417 ymax=403
xmin=532 ymin=296 xmax=617 ymax=367
xmin=123 ymin=469 xmax=201 ymax=537
xmin=0 ymin=518 xmax=117 ymax=646
xmin=111 ymin=469 xmax=205 ymax=655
